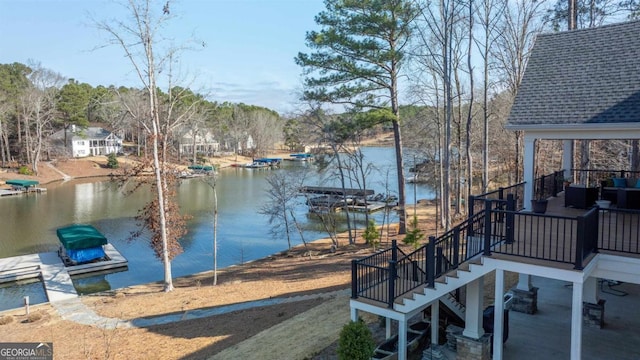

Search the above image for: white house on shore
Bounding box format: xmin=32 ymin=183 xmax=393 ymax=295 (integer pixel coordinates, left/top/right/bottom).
xmin=50 ymin=126 xmax=123 ymax=158
xmin=176 ymin=128 xmax=219 ymax=158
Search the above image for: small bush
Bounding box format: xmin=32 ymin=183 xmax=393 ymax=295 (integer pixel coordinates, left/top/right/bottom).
xmin=18 ymin=166 xmax=33 ymax=175
xmin=362 ymin=219 xmax=380 ymax=250
xmin=337 ymin=319 xmax=375 ymax=360
xmin=403 ymin=215 xmax=424 ymax=249
xmin=106 ymin=153 xmax=119 ymax=169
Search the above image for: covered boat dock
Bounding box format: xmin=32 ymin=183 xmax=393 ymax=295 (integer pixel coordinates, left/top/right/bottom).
xmin=0 ymin=225 xmax=127 ymax=303
xmin=1 ymin=179 xmax=46 ymax=196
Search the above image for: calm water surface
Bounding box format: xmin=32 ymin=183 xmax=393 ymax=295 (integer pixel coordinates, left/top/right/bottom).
xmin=0 ymin=147 xmax=435 ymax=310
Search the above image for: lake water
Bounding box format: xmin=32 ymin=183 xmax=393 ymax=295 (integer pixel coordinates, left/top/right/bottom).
xmin=0 ymin=147 xmax=435 ymax=310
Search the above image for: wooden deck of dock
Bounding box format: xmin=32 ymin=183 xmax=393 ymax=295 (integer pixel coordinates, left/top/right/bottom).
xmin=0 ymin=244 xmax=127 ymax=303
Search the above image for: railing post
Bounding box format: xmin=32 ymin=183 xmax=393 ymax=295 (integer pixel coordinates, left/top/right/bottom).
xmin=388 ymin=239 xmax=397 ymax=307
xmin=412 ymin=260 xmax=419 ymax=282
xmin=388 ymin=259 xmax=397 ymax=308
xmin=427 ymin=236 xmax=435 ymax=288
xmin=351 ymin=259 xmax=358 ymax=299
xmin=575 ymin=215 xmax=585 ymax=270
xmin=498 ymin=187 xmax=504 ymax=200
xmin=436 ymin=247 xmax=443 ymax=274
xmin=468 ymin=195 xmax=476 ymax=237
xmin=468 ymin=195 xmax=475 ymax=218
xmin=453 ymin=228 xmax=460 ymax=267
xmin=484 ymin=199 xmax=492 ymax=256
xmin=392 ymin=239 xmax=397 ymax=263
xmin=506 ymin=194 xmax=515 ymax=244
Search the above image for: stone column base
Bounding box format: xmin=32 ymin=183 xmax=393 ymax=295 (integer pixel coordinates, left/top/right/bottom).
xmin=454 ymin=334 xmax=491 ymax=360
xmin=509 ymin=287 xmax=538 ymax=314
xmin=583 ymin=299 xmax=606 ymax=328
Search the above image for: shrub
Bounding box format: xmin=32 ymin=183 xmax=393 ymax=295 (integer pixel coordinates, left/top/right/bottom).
xmin=18 ymin=166 xmax=33 ymax=175
xmin=362 ymin=219 xmax=380 ymax=250
xmin=106 ymin=153 xmax=119 ymax=169
xmin=403 ymin=215 xmax=424 ymax=249
xmin=337 ymin=319 xmax=375 ymax=360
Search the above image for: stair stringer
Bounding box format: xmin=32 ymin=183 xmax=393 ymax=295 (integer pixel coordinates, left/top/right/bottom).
xmin=393 ymin=256 xmax=497 ymax=314
xmin=440 ymin=292 xmax=465 ymax=320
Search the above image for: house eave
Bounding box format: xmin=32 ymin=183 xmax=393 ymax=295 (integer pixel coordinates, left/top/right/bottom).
xmin=505 ymin=122 xmax=640 ymax=140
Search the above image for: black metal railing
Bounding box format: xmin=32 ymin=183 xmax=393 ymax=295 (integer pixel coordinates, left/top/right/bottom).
xmin=534 ymin=170 xmax=564 ymax=200
xmin=599 ymin=207 xmax=640 ymax=254
xmin=469 ymin=182 xmax=525 ymax=216
xmin=571 ymin=169 xmax=640 ymax=187
xmin=352 ymin=191 xmax=640 ymax=306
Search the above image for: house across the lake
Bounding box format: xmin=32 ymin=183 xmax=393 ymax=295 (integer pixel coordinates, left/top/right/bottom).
xmin=350 ymin=20 xmax=640 ymax=360
xmin=50 ymin=126 xmax=123 ymax=158
xmin=176 ymin=128 xmax=219 ymax=158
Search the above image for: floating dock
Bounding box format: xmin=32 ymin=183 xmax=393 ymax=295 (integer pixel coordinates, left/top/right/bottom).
xmin=0 ymin=244 xmax=127 ymax=303
xmin=300 ymin=186 xmax=374 ymax=197
xmin=1 ymin=179 xmax=47 ymax=197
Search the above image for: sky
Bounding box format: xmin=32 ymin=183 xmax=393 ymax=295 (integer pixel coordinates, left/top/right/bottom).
xmin=0 ymin=0 xmax=327 ymax=114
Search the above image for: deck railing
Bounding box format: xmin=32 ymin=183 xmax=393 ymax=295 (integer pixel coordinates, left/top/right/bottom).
xmin=571 ymin=169 xmax=640 ymax=187
xmin=490 ymin=206 xmax=598 ymax=269
xmin=534 ymin=170 xmax=564 ymax=199
xmin=469 ymin=182 xmax=525 ymax=216
xmin=352 ymin=194 xmax=640 ymax=306
xmin=599 ymin=208 xmax=640 ymax=254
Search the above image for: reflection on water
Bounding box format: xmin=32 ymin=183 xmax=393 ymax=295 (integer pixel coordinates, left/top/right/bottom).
xmin=0 ymin=279 xmax=48 ymax=312
xmin=0 ymin=147 xmax=435 ymax=301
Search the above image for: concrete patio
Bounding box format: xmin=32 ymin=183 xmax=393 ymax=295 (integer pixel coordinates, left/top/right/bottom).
xmin=502 ymin=275 xmax=640 ymax=360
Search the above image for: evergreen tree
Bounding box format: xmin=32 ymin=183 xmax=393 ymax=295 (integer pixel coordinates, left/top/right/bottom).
xmin=296 ymin=0 xmax=418 ymax=234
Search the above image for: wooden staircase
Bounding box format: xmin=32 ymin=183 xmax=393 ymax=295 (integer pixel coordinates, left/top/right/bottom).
xmin=393 ymin=256 xmax=495 ymax=314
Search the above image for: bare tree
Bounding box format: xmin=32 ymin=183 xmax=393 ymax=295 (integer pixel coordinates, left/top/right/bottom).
xmin=202 ymin=174 xmax=219 ymax=286
xmin=259 ymin=169 xmax=309 ymax=250
xmin=475 ymin=0 xmax=505 ymax=192
xmin=493 ymin=0 xmax=547 ymax=183
xmin=19 ymin=63 xmax=64 ymax=174
xmin=413 ymin=0 xmax=467 ymax=229
xmin=97 ymin=0 xmax=196 ymax=292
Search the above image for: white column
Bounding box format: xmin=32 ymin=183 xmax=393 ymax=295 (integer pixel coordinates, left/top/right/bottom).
xmin=350 ymin=307 xmax=358 ymax=322
xmin=516 ymin=273 xmax=533 ymax=291
xmin=463 ymin=276 xmax=485 ymax=339
xmin=583 ymin=277 xmax=600 ymax=304
xmin=562 ymin=139 xmax=573 ymax=180
xmin=493 ymin=269 xmax=505 ymax=360
xmin=523 ymin=136 xmax=536 ymax=210
xmin=431 ymin=301 xmax=440 ymax=345
xmin=398 ymin=318 xmax=408 ymax=360
xmin=571 ymin=281 xmax=584 ymax=360
xmin=386 ymin=317 xmax=392 ymax=339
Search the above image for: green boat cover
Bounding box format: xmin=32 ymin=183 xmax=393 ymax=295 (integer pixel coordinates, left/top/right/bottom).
xmin=188 ymin=165 xmax=214 ymax=171
xmin=5 ymin=179 xmax=39 ymax=188
xmin=57 ymin=224 xmax=108 ymax=250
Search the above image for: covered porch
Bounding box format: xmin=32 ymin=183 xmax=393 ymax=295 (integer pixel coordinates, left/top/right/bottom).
xmin=349 ymin=182 xmax=640 ymax=360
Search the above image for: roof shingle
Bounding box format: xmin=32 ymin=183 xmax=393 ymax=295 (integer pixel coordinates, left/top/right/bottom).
xmin=507 ymin=21 xmax=640 ymax=128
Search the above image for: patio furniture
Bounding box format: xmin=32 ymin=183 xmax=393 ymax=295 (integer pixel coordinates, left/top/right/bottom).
xmin=616 ymin=188 xmax=640 ymax=209
xmin=564 ymin=186 xmax=598 ymax=209
xmin=600 ymin=178 xmax=640 ymax=204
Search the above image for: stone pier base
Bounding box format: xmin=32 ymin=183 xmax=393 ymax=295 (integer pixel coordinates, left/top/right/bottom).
xmin=583 ymin=300 xmax=606 ymax=328
xmin=509 ymin=287 xmax=538 ymax=314
xmin=454 ymin=334 xmax=491 ymax=360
